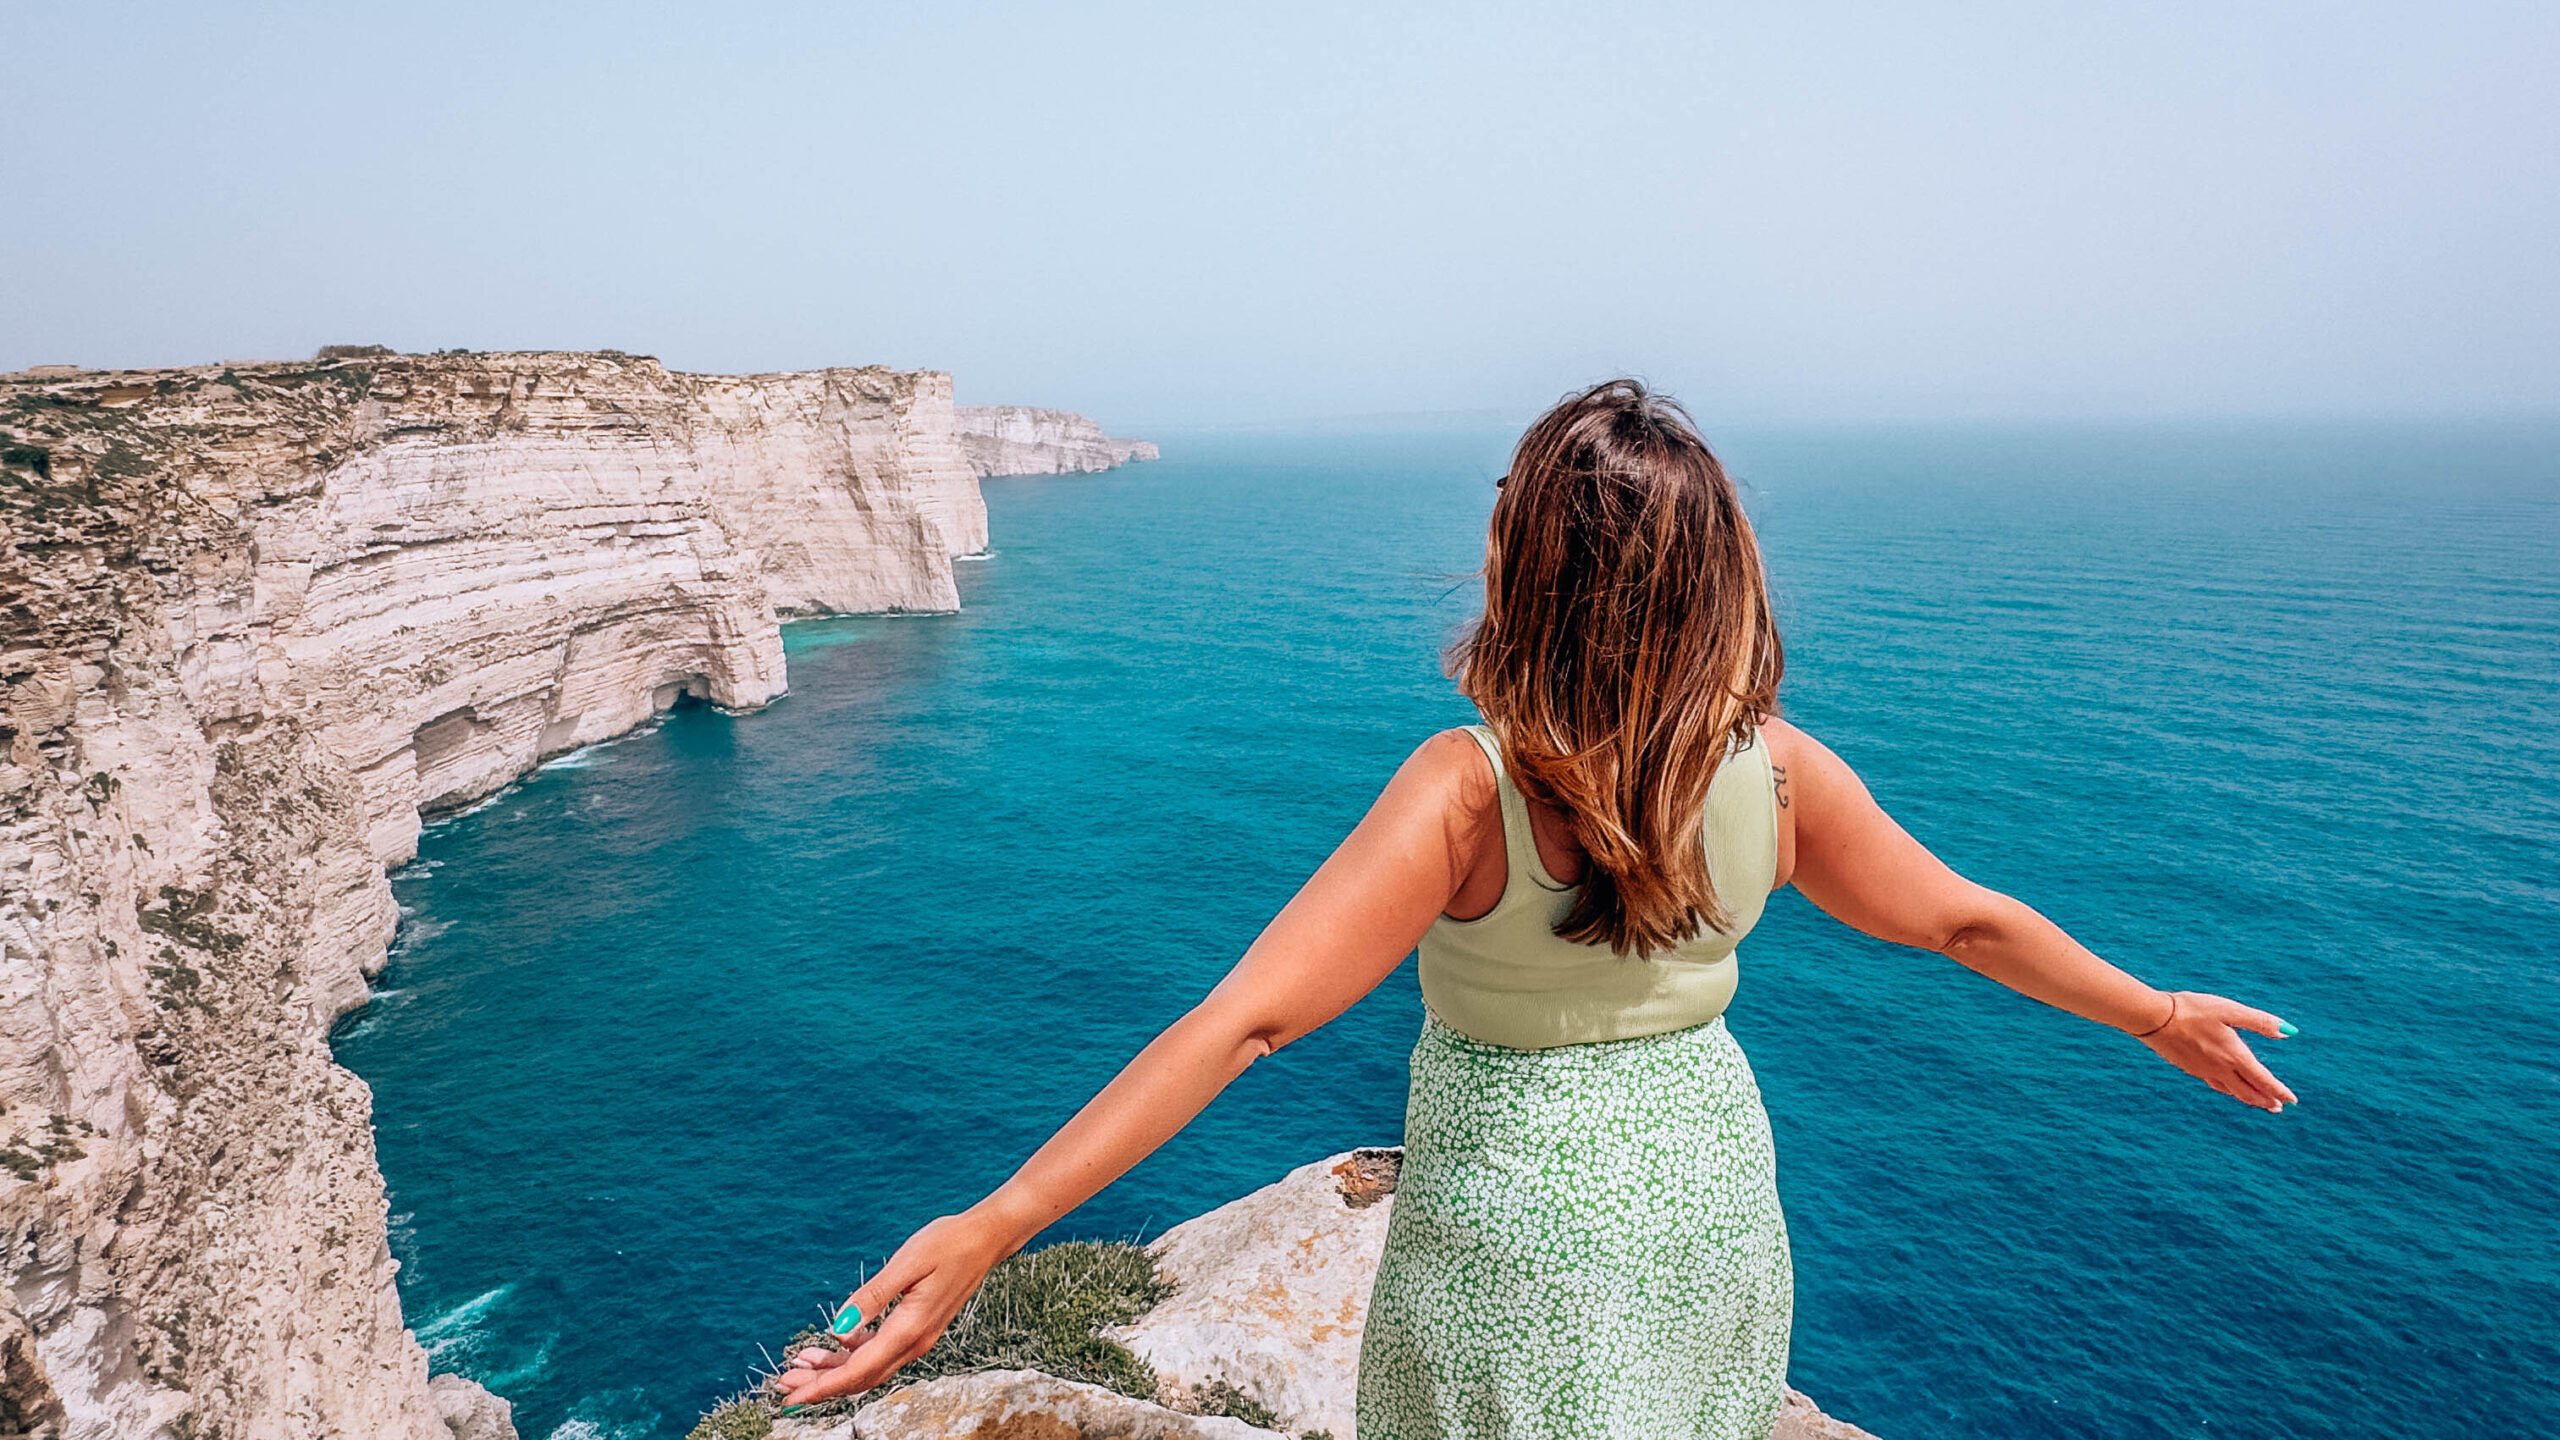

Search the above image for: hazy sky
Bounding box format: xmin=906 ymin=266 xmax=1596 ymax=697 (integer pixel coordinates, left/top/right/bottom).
xmin=5 ymin=2 xmax=2553 ymax=428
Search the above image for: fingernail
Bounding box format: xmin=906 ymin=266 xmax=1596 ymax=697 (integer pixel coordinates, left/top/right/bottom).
xmin=2277 ymin=1020 xmax=2299 ymax=1037
xmin=2271 ymin=1103 xmax=2284 ymax=1113
xmin=830 ymin=1300 xmax=864 ymax=1336
xmin=780 ymin=1405 xmax=808 ymax=1416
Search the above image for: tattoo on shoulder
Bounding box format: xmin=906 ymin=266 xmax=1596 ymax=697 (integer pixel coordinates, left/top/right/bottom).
xmin=1772 ymin=765 xmax=1790 ymax=809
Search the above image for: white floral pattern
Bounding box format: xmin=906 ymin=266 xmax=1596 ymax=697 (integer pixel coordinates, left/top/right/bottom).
xmin=1356 ymin=1014 xmax=1793 ymax=1439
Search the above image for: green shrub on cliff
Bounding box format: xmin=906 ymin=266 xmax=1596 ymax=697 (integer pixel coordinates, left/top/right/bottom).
xmin=890 ymin=1238 xmax=1170 ymax=1393
xmin=685 ymin=1399 xmax=770 ymax=1440
xmin=687 ymin=1238 xmax=1169 ymax=1439
xmin=1191 ymin=1378 xmax=1285 ymax=1428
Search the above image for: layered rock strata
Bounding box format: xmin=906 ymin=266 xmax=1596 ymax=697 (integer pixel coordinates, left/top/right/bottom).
xmin=0 ymin=352 xmax=1073 ymax=1440
xmin=955 ymin=404 xmax=1160 ymax=476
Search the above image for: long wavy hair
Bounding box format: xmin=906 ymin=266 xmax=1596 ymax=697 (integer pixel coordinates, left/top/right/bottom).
xmin=1448 ymin=379 xmax=1783 ymax=955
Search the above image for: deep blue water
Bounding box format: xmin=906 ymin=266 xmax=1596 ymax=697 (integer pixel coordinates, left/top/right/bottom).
xmin=333 ymin=423 xmax=2560 ymax=1440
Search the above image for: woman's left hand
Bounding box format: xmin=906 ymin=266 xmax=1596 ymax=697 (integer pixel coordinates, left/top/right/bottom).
xmin=2135 ymin=990 xmax=2299 ymax=1112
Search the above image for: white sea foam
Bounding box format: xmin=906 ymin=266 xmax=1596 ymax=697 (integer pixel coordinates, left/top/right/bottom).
xmin=412 ymin=1284 xmax=512 ymax=1362
xmin=543 ymin=1388 xmax=659 ymax=1440
xmin=545 ymin=1422 xmax=650 ymax=1440
xmin=419 ymin=724 xmax=655 ymax=825
xmin=390 ymin=917 xmax=450 ymax=953
xmin=423 ymin=785 xmax=522 ymax=827
xmin=384 ymin=1210 xmax=416 ymax=1260
xmin=409 ymin=1286 xmax=560 ymax=1402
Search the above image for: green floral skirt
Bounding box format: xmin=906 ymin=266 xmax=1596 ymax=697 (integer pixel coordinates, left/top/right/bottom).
xmin=1356 ymin=1014 xmax=1793 ymax=1440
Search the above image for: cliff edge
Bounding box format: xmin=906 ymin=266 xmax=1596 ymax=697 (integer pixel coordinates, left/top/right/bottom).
xmin=0 ymin=352 xmax=1126 ymax=1439
xmin=716 ymin=1151 xmax=1875 ymax=1440
xmin=955 ymin=405 xmax=1159 ymax=477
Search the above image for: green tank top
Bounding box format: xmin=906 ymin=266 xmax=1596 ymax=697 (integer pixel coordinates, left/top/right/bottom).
xmin=1416 ymin=723 xmax=1780 ymax=1050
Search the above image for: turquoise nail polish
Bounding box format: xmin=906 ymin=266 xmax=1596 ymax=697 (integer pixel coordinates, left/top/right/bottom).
xmin=830 ymin=1300 xmax=864 ymax=1336
xmin=2278 ymin=1020 xmax=2299 ymax=1037
xmin=780 ymin=1405 xmax=808 ymax=1416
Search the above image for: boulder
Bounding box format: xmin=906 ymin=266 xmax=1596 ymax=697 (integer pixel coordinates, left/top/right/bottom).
xmin=1111 ymin=1150 xmax=1401 ymax=1438
xmin=428 ymin=1373 xmax=517 ymax=1440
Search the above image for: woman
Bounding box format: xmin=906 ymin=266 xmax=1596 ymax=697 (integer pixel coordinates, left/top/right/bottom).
xmin=772 ymin=380 xmax=2297 ymax=1438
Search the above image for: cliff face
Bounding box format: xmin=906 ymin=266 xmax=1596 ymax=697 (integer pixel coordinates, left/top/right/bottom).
xmin=0 ymin=352 xmax=1004 ymax=1440
xmin=954 ymin=405 xmax=1160 ymax=477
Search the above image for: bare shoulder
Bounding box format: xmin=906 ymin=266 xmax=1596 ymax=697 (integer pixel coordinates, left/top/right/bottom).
xmin=1367 ymin=729 xmax=1504 ymax=873
xmin=1759 ymin=716 xmax=1856 ymax=795
xmin=1759 ymin=711 xmax=1910 ymax=865
xmin=1401 ymin=727 xmax=1499 ymax=814
xmin=1758 ymin=717 xmax=1873 ymax=888
xmin=1758 ymin=714 xmax=1821 ymax=765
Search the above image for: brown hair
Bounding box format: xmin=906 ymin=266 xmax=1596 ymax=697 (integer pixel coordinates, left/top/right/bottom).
xmin=1448 ymin=378 xmax=1783 ymax=955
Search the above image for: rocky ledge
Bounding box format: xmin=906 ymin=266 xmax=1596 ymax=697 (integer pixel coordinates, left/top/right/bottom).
xmin=724 ymin=1151 xmax=1875 ymax=1440
xmin=0 ymin=351 xmax=1146 ymax=1440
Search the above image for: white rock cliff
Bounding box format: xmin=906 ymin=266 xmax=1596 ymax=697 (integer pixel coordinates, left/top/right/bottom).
xmin=0 ymin=352 xmax=1140 ymax=1440
xmin=956 ymin=404 xmax=1160 ymax=476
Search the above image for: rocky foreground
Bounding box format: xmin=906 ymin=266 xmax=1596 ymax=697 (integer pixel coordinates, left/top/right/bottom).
xmin=742 ymin=1151 xmax=1876 ymax=1440
xmin=0 ymin=351 xmax=1147 ymax=1440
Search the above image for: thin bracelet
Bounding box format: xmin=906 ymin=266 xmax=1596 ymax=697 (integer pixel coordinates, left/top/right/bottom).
xmin=2133 ymin=991 xmax=2179 ymax=1038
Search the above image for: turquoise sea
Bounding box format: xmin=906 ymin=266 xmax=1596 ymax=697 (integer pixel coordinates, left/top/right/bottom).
xmin=333 ymin=423 xmax=2560 ymax=1440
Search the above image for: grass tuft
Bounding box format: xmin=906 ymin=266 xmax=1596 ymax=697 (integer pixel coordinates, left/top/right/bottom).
xmin=685 ymin=1396 xmax=772 ymax=1440
xmin=888 ymin=1239 xmax=1169 ymax=1394
xmin=1191 ymin=1379 xmax=1284 ymax=1428
xmin=690 ymin=1239 xmax=1170 ymax=1435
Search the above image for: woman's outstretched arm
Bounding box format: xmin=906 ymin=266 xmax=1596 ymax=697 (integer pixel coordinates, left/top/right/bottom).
xmin=1762 ymin=717 xmax=2298 ymax=1113
xmin=772 ymin=731 xmax=1497 ymax=1407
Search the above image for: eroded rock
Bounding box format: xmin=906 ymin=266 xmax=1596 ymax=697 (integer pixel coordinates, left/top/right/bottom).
xmin=428 ymin=1372 xmax=517 ymax=1440
xmin=1109 ymin=1150 xmax=1401 ymax=1438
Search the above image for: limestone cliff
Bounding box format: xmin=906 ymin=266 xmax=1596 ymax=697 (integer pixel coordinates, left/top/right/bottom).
xmin=955 ymin=405 xmax=1160 ymax=477
xmin=0 ymin=351 xmax=1029 ymax=1440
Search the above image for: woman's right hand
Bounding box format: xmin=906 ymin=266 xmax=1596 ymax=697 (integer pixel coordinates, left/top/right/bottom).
xmin=2133 ymin=990 xmax=2300 ymax=1113
xmin=770 ymin=1206 xmax=1020 ymax=1409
